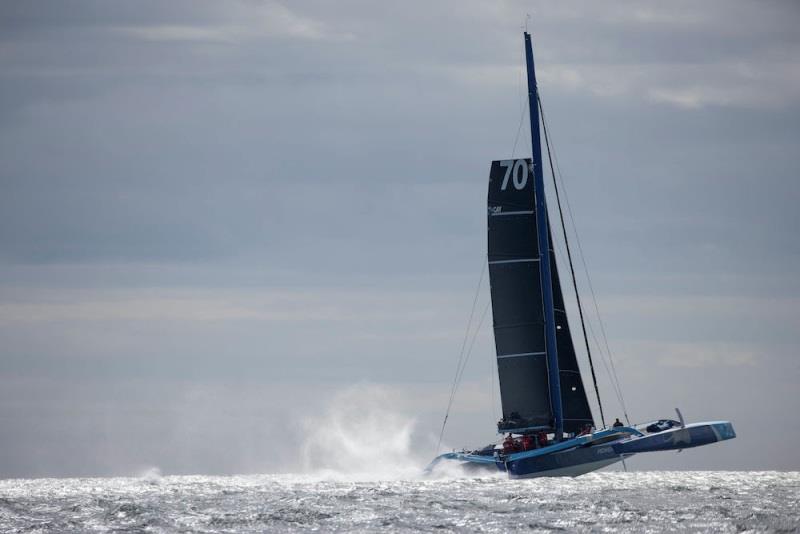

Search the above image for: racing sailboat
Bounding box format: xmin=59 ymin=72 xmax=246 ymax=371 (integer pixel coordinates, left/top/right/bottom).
xmin=426 ymin=32 xmax=735 ymax=478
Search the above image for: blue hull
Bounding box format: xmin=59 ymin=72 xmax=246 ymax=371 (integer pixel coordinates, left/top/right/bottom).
xmin=506 ymin=442 xmax=625 ymax=478
xmin=426 ymin=421 xmax=736 ymax=478
xmin=613 ymin=421 xmax=735 ymax=455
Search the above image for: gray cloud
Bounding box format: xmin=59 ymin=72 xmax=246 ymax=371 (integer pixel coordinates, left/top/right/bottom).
xmin=1 ymin=0 xmax=798 ymax=477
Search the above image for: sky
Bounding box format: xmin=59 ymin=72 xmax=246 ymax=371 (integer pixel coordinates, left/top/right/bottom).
xmin=1 ymin=0 xmax=799 ymax=478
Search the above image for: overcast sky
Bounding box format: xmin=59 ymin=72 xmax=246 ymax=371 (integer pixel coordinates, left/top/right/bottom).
xmin=1 ymin=1 xmax=798 ymax=478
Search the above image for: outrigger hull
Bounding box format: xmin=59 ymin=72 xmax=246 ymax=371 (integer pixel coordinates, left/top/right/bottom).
xmin=426 ymin=421 xmax=735 ymax=478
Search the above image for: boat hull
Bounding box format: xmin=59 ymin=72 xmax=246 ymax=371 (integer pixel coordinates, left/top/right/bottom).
xmin=506 ymin=447 xmax=627 ymax=478
xmin=426 ymin=420 xmax=735 ymax=478
xmin=613 ymin=421 xmax=735 ymax=455
xmin=509 ymin=456 xmax=625 ymax=478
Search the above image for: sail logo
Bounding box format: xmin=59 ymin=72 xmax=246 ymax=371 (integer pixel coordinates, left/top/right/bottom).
xmin=499 ymin=159 xmax=530 ymax=191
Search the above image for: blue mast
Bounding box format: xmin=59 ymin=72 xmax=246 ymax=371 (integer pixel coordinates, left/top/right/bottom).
xmin=524 ymin=31 xmax=563 ymax=440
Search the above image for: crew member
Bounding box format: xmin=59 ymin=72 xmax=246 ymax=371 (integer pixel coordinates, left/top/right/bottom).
xmin=521 ymin=434 xmax=534 ymax=451
xmin=613 ymin=418 xmax=624 ymax=428
xmin=502 ymin=433 xmax=515 ymax=454
xmin=537 ymin=430 xmax=548 ymax=447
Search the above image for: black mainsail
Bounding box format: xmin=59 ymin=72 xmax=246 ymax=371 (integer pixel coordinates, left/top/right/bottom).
xmin=487 ymin=161 xmax=593 ymax=435
xmin=488 ymin=158 xmax=551 ymax=431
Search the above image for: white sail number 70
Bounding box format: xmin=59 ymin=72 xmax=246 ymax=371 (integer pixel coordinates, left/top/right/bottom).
xmin=500 ymin=159 xmax=529 ymax=190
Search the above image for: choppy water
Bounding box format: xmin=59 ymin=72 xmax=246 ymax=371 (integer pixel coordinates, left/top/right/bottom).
xmin=0 ymin=471 xmax=797 ymax=533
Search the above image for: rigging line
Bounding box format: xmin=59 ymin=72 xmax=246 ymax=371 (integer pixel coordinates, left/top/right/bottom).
xmin=539 ymin=106 xmax=631 ymax=425
xmin=452 ymin=262 xmax=487 ymax=390
xmin=552 ymin=238 xmax=625 ymax=422
xmin=437 ymin=261 xmax=485 ymax=453
xmin=435 ymin=258 xmax=487 ymax=455
xmin=538 ymin=93 xmax=606 ymax=428
xmin=540 ymin=106 xmax=629 ymax=427
xmin=489 ymin=324 xmax=498 ymax=423
xmin=550 ymin=231 xmax=624 ymax=420
xmin=455 ymin=299 xmax=492 ymax=395
xmin=488 ymin=343 xmax=494 ymax=423
xmin=555 ymin=160 xmax=630 ymax=426
xmin=549 ymin=226 xmax=627 ymax=413
xmin=436 ymin=298 xmax=491 ymax=456
xmin=549 ymin=150 xmax=630 ymax=427
xmin=584 ymin=309 xmax=627 ymax=416
xmin=552 ymin=231 xmax=626 ymax=423
xmin=492 ymin=346 xmax=501 ymax=420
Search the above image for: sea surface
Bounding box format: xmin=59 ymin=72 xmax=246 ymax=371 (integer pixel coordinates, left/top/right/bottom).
xmin=0 ymin=471 xmax=797 ymax=533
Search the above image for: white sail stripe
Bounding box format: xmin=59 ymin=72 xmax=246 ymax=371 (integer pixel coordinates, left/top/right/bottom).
xmin=489 ymin=258 xmax=540 ymax=265
xmin=497 ymin=351 xmax=546 ymax=360
xmin=490 ymin=210 xmax=534 ymax=217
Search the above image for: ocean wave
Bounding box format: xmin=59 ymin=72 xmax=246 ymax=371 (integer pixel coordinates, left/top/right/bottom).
xmin=0 ymin=471 xmax=797 ymax=532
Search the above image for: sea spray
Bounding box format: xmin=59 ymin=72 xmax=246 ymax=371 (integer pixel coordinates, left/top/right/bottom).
xmin=300 ymin=384 xmax=426 ymax=479
xmin=137 ymin=467 xmax=163 ymax=485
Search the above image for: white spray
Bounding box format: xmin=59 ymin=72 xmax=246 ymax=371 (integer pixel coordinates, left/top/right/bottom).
xmin=300 ymin=384 xmax=432 ymax=480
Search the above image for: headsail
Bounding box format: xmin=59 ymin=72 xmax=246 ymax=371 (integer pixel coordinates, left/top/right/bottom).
xmin=549 ymin=229 xmax=594 ymax=432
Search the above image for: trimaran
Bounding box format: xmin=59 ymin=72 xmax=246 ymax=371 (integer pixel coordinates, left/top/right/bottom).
xmin=426 ymin=32 xmax=735 ymax=478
